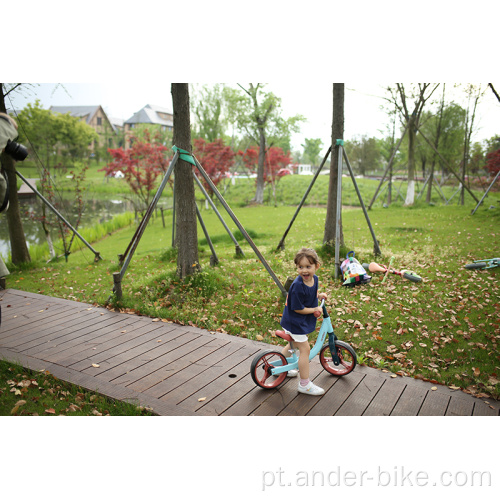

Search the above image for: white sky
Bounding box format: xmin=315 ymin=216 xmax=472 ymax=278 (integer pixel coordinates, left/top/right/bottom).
xmin=6 ymin=81 xmax=499 ymax=153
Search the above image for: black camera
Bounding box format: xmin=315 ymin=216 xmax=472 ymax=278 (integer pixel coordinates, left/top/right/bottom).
xmin=4 ymin=139 xmax=28 ymax=162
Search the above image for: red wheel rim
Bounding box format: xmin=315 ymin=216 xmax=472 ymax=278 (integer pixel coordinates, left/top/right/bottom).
xmin=255 ymin=352 xmax=287 ymax=389
xmin=320 ymin=346 xmax=354 ymax=375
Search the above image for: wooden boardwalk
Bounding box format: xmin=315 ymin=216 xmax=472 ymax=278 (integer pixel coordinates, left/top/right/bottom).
xmin=1 ymin=288 xmax=498 ymax=416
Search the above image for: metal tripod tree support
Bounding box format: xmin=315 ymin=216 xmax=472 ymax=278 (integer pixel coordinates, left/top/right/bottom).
xmin=368 ymin=121 xmax=409 ymax=210
xmin=333 ymin=141 xmax=381 ymax=279
xmin=15 ymin=170 xmax=102 ymax=262
xmin=273 ymin=141 xmax=380 ymax=280
xmin=111 ymin=146 xmax=287 ymax=301
xmin=276 ymin=146 xmax=332 ymax=251
xmin=471 ymin=170 xmax=500 ymax=215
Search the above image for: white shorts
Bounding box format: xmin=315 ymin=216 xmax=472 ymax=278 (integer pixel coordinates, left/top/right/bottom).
xmin=283 ymin=328 xmax=309 ymax=343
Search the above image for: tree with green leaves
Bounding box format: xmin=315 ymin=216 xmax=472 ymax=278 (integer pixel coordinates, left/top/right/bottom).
xmin=227 ymin=84 xmax=304 ymax=204
xmin=16 ymin=100 xmax=98 ymax=176
xmin=301 ymin=138 xmax=323 ymax=168
xmin=191 ymin=84 xmax=226 ymax=143
xmin=344 ymin=135 xmax=383 ymax=176
xmin=385 ymin=83 xmax=440 ymax=206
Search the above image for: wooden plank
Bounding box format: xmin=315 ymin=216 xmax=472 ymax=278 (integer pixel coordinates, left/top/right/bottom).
xmin=472 ymin=399 xmax=499 ymax=416
xmin=390 ymin=385 xmax=427 ymax=416
xmin=161 ymin=345 xmax=258 ymax=406
xmin=126 ymin=337 xmax=229 ymax=393
xmin=362 ymin=375 xmax=407 ymax=416
xmin=445 ymin=394 xmax=474 ymax=416
xmin=180 ymin=348 xmax=263 ymax=413
xmin=251 ymin=361 xmax=324 ymax=416
xmin=307 ymin=370 xmax=365 ymax=416
xmin=335 ymin=372 xmax=385 ymax=416
xmin=44 ymin=317 xmax=147 ymax=364
xmin=67 ymin=323 xmax=177 ymax=371
xmin=144 ymin=340 xmax=244 ymax=399
xmin=113 ymin=336 xmax=229 ymax=388
xmin=89 ymin=331 xmax=200 ymax=383
xmin=278 ymin=370 xmax=340 ymax=416
xmin=0 ymin=303 xmax=80 ymax=338
xmin=18 ymin=313 xmax=135 ymax=355
xmin=2 ymin=306 xmax=125 ymax=349
xmin=418 ymin=390 xmax=450 ymax=416
xmin=197 ymin=373 xmax=261 ymax=416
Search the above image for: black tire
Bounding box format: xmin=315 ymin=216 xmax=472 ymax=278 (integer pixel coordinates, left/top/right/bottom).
xmin=250 ymin=350 xmax=288 ymax=389
xmin=403 ymin=272 xmax=422 ymax=283
xmin=464 ymin=262 xmax=487 ymax=270
xmin=320 ymin=341 xmax=357 ymax=376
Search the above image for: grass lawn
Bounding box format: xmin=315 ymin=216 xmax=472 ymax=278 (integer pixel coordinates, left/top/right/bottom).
xmin=6 ymin=189 xmax=500 ymax=402
xmin=0 ymin=358 xmax=154 ymax=416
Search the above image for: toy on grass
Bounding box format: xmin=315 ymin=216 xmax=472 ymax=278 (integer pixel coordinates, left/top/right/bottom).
xmin=362 ymin=257 xmax=422 ymax=283
xmin=340 ymin=251 xmax=371 ymax=287
xmin=464 ymin=257 xmax=500 ymax=270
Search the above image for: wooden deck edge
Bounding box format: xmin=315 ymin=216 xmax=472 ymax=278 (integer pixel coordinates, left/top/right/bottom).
xmin=0 ymin=346 xmax=198 ymax=417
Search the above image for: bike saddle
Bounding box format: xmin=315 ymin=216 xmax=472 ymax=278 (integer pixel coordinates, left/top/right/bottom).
xmin=275 ymin=330 xmax=293 ymax=342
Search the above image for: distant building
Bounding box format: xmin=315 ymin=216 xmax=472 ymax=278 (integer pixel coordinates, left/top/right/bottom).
xmin=50 ymin=105 xmax=121 ymax=151
xmin=123 ymin=104 xmax=173 ymax=149
xmin=290 ymin=164 xmax=313 ymax=175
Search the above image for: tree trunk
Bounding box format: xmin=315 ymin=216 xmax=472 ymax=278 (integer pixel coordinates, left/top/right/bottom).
xmin=171 ymin=83 xmax=200 ymax=279
xmin=0 ymin=84 xmax=31 ymax=264
xmin=426 ymin=161 xmax=435 ymax=203
xmin=254 ymin=127 xmax=266 ymax=204
xmin=324 ymin=83 xmax=344 ymax=248
xmin=404 ymin=117 xmax=416 ymax=206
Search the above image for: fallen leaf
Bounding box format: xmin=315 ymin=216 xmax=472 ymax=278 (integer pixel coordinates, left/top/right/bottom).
xmin=45 ymin=408 xmax=56 ymax=414
xmin=91 ymin=363 xmax=100 ymax=368
xmin=198 ymin=397 xmax=207 ymax=402
xmin=431 ymin=387 xmax=437 ymax=391
xmin=473 ymin=367 xmax=480 ymax=377
xmin=256 ymin=334 xmax=264 ymax=341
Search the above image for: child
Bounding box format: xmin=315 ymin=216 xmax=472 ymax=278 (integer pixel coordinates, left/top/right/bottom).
xmin=280 ymin=247 xmax=327 ymax=396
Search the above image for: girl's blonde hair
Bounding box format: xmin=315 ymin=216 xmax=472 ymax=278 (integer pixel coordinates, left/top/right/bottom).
xmin=294 ymin=247 xmax=321 ymax=267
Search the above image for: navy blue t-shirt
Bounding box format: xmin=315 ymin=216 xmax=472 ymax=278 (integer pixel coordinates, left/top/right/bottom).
xmin=280 ymin=275 xmax=318 ymax=335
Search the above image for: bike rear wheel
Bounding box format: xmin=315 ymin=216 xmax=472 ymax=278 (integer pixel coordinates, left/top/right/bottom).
xmin=465 ymin=262 xmax=487 ymax=270
xmin=250 ymin=350 xmax=288 ymax=389
xmin=320 ymin=341 xmax=357 ymax=376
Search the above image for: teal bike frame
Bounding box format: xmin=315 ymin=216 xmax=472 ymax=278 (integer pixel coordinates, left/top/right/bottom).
xmin=269 ymin=299 xmax=332 ymax=376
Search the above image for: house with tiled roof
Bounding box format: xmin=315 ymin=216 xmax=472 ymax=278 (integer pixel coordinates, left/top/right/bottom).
xmin=124 ymin=104 xmax=173 ymax=149
xmin=50 ymin=105 xmax=122 ymax=152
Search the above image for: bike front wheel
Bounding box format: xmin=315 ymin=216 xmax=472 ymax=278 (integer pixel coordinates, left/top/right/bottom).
xmin=250 ymin=350 xmax=288 ymax=389
xmin=320 ymin=341 xmax=357 ymax=376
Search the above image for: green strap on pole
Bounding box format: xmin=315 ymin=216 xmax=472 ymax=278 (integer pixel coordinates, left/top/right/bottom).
xmin=172 ymin=145 xmax=196 ymax=166
xmin=336 ymin=139 xmax=344 ymax=146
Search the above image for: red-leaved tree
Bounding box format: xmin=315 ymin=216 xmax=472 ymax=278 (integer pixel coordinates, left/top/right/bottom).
xmin=485 ymin=149 xmax=500 ymax=176
xmin=100 ymin=130 xmax=170 ymax=210
xmin=193 ymin=138 xmax=235 ymax=197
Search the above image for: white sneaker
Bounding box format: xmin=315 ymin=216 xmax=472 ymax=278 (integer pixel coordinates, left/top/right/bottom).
xmin=287 ymin=369 xmax=299 ymax=378
xmin=298 ymin=381 xmax=325 ymax=396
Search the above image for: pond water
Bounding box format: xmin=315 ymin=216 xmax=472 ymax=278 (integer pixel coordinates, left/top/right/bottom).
xmin=0 ymin=194 xmax=140 ymax=259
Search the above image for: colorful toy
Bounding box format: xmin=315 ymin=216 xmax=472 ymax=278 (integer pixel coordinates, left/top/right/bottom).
xmin=362 ymin=258 xmax=422 ymax=283
xmin=340 ymin=251 xmax=371 ymax=287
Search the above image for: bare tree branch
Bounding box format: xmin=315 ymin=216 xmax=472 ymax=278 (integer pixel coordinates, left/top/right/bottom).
xmin=488 ymin=83 xmax=500 ymax=103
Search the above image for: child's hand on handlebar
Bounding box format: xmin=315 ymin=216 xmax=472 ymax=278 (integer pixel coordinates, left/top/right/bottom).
xmin=313 ymin=306 xmax=323 ymax=318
